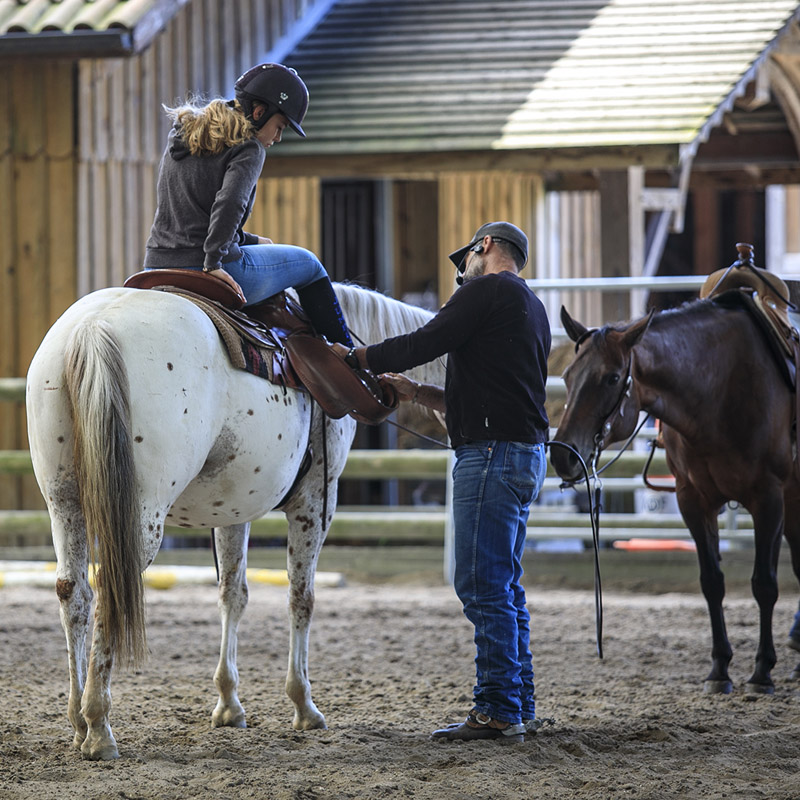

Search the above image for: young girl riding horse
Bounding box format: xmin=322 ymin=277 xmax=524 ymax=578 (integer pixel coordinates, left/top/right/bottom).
xmin=144 ymin=62 xmax=353 ymax=347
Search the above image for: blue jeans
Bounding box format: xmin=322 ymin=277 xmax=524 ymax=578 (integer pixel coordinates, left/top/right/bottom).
xmin=452 ymin=440 xmax=547 ymax=725
xmin=149 ymin=244 xmax=327 ymax=307
xmin=224 ymin=244 xmax=327 ymax=306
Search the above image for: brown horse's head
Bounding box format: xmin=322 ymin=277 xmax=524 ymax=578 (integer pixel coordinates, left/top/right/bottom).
xmin=551 ymin=306 xmax=654 ymax=483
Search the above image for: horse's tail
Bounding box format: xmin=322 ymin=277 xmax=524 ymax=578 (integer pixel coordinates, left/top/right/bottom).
xmin=64 ymin=317 xmax=146 ymax=667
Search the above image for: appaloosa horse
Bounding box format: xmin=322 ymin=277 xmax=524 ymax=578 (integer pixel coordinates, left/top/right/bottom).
xmin=550 ymin=300 xmax=800 ymax=694
xmin=26 ymin=283 xmax=442 ymax=760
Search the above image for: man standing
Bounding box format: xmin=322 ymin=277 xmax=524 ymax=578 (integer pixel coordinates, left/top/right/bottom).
xmin=334 ymin=222 xmax=551 ymax=743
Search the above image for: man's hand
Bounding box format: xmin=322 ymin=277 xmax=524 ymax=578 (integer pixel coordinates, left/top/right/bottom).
xmin=380 ymin=373 xmax=419 ymax=403
xmin=381 ymin=373 xmax=446 ymax=413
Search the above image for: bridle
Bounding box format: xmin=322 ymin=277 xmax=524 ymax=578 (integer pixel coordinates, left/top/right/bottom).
xmin=587 ymin=351 xmax=646 ymax=476
xmin=564 ymin=337 xmax=647 ymax=486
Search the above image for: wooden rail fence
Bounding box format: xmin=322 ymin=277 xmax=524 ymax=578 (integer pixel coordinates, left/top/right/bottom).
xmin=0 ymin=375 xmax=756 ymax=547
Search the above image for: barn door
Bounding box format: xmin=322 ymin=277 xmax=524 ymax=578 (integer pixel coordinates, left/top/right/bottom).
xmin=320 ymin=179 xmax=395 ymax=504
xmin=321 ymin=180 xmax=380 ymax=287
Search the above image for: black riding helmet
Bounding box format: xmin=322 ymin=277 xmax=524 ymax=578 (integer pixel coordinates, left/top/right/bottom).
xmin=234 ymin=63 xmax=309 ymax=137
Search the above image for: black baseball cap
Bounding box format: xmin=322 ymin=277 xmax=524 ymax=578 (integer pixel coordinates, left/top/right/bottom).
xmin=448 ymin=221 xmax=529 ymax=272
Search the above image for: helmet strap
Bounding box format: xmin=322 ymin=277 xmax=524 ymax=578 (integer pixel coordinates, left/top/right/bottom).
xmin=249 ymin=100 xmax=279 ymax=131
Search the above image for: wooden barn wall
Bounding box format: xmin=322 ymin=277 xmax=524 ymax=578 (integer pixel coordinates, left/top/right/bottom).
xmin=0 ymin=59 xmax=77 ymax=510
xmin=393 ymin=181 xmax=440 ymax=301
xmin=545 ymin=191 xmax=603 ymax=329
xmin=1 ymin=0 xmax=329 ymax=510
xmin=249 ymin=176 xmax=321 ymax=252
xmin=77 ymin=0 xmax=329 ymax=296
xmin=437 ymin=172 xmax=544 ymax=303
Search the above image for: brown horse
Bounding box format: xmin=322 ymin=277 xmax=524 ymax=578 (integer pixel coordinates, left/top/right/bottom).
xmin=550 ymin=297 xmax=800 ymax=694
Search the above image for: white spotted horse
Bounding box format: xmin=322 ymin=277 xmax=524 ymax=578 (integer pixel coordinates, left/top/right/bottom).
xmin=26 ymin=281 xmax=442 ymax=760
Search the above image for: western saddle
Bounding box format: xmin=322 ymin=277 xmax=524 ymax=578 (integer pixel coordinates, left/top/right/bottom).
xmin=123 ymin=269 xmax=397 ymax=425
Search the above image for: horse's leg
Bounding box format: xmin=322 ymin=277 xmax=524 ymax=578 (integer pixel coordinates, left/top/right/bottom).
xmin=281 ymin=415 xmax=354 ymax=731
xmin=51 ymin=510 xmax=92 ymax=750
xmin=79 ymin=608 xmax=120 ymax=759
xmin=79 ymin=516 xmax=163 ymax=760
xmin=282 ymin=493 xmax=329 ymax=731
xmin=676 ymin=485 xmax=733 ymax=693
xmin=782 ymin=487 xmax=800 ymax=679
xmin=211 ymin=522 xmax=250 ymax=729
xmin=745 ymin=492 xmax=784 ymax=694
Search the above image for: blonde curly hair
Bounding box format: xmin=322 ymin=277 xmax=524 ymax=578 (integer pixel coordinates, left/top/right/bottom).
xmin=164 ymin=98 xmax=256 ymax=155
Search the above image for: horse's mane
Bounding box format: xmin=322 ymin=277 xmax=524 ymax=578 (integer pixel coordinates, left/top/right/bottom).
xmin=333 ymin=282 xmax=435 ymax=343
xmin=332 ymin=282 xmax=446 ymax=405
xmin=653 ymin=297 xmax=712 ymax=322
xmin=598 ymin=296 xmax=714 ymax=338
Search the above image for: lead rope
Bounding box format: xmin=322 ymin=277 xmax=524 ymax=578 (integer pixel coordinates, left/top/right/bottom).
xmin=368 ymin=418 xmax=606 ymax=658
xmin=546 ymin=440 xmax=604 ymax=659
xmin=346 ymin=328 xmax=603 ymax=657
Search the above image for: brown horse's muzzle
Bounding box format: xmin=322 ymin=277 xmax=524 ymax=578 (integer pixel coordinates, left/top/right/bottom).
xmin=549 ymin=439 xmax=586 ymax=484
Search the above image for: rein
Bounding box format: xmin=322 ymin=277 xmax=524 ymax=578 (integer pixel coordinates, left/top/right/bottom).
xmin=373 ymin=412 xmax=606 ymax=659
xmin=547 ymin=440 xmax=604 ymax=659
xmin=346 ymin=328 xmax=607 ymax=657
xmin=348 ymin=326 xmax=451 ymax=449
xmin=562 ymin=352 xmax=647 ymax=486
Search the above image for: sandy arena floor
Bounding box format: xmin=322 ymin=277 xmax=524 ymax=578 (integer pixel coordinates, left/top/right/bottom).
xmin=1 ymin=579 xmax=800 ymax=800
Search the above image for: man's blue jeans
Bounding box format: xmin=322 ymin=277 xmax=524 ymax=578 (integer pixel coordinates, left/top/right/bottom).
xmin=452 ymin=440 xmax=547 ymax=725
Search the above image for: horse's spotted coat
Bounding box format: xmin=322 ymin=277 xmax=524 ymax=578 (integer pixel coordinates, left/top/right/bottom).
xmin=26 ymin=283 xmax=442 ymax=760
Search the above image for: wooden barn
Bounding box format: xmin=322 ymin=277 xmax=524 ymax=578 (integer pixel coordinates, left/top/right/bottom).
xmin=0 ymin=0 xmax=339 ymax=509
xmin=2 ymin=0 xmax=800 ymax=510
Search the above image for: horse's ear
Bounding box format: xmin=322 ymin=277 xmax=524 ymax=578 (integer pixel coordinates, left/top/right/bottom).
xmin=622 ymin=308 xmax=656 ymax=348
xmin=560 ymin=306 xmax=589 ymax=343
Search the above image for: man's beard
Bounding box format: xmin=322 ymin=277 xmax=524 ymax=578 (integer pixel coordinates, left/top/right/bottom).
xmin=462 ymin=254 xmax=485 ymax=282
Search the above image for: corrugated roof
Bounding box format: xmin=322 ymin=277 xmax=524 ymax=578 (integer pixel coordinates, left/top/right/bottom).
xmin=272 ymin=0 xmax=800 ymax=159
xmin=0 ymin=0 xmax=189 ymax=55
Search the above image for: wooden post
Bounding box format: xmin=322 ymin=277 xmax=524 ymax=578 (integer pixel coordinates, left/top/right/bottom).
xmin=598 ymin=167 xmax=644 ymax=323
xmin=692 ymin=186 xmax=720 ymax=274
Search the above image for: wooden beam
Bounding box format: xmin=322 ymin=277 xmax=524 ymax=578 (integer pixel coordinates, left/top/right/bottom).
xmin=264 ymin=144 xmax=680 ymax=179
xmin=692 ymin=186 xmax=720 ymax=275
xmin=688 ymin=167 xmax=800 ymax=190
xmin=598 ymin=168 xmax=644 ymax=322
xmin=693 ymin=130 xmax=798 ymax=165
xmin=769 ymin=55 xmax=800 ymax=160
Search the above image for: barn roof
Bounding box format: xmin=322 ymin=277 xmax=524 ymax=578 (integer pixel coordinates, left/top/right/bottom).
xmin=270 ymin=0 xmax=800 ymax=169
xmin=0 ymin=0 xmax=190 ymax=56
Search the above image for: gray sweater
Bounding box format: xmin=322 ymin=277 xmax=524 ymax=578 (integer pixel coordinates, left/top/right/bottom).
xmin=144 ymin=125 xmax=265 ymax=271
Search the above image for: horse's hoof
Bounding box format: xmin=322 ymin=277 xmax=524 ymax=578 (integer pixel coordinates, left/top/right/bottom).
xmin=790 ymin=667 xmax=800 ymax=681
xmin=212 ymin=702 xmax=247 ymax=729
xmin=745 ymin=682 xmax=775 ymax=695
xmin=786 ymin=636 xmax=800 ymax=654
xmin=81 ymin=741 xmax=120 ymax=761
xmin=293 ymin=711 xmax=327 ymax=731
xmin=212 ymin=714 xmax=247 ymax=729
xmin=703 ymin=679 xmax=733 ymax=695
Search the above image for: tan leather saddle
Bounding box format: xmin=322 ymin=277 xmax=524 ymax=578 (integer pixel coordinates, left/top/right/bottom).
xmin=700 ymin=243 xmax=797 ymax=359
xmin=701 ymin=245 xmax=800 ymax=478
xmin=123 ymin=269 xmax=397 ymax=425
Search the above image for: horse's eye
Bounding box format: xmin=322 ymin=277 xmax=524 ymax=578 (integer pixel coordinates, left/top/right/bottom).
xmin=606 ymin=374 xmax=620 ymax=386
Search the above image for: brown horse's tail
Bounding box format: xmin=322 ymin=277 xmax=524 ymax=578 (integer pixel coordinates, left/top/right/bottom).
xmin=64 ymin=317 xmax=146 ymax=667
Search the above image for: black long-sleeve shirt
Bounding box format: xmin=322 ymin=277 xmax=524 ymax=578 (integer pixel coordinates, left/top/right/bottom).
xmin=366 ymin=271 xmax=551 ymax=448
